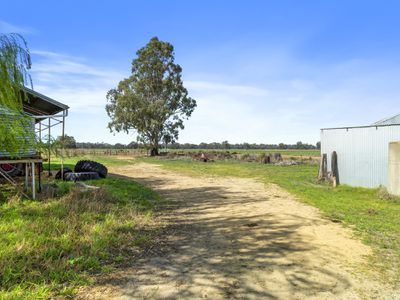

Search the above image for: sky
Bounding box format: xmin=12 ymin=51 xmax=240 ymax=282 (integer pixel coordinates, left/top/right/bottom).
xmin=1 ymin=0 xmax=400 ymax=145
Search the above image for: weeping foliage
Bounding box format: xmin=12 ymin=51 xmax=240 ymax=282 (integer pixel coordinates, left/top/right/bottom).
xmin=0 ymin=33 xmax=35 ymax=157
xmin=106 ymin=37 xmax=196 ymax=155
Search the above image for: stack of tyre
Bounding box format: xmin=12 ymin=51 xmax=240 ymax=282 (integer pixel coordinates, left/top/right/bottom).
xmin=56 ymin=160 xmax=108 ymax=181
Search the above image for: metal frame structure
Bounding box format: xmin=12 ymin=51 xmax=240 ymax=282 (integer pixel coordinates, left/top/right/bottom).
xmin=0 ymin=88 xmax=69 ymax=199
xmin=34 ymin=109 xmax=69 ymax=176
xmin=0 ymin=158 xmax=42 ymax=199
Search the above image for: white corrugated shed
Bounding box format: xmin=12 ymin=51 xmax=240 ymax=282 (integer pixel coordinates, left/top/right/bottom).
xmin=321 ymin=123 xmax=400 ymax=188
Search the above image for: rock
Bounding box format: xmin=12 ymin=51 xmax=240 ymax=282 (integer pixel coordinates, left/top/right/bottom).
xmin=75 ymin=182 xmax=100 ymax=192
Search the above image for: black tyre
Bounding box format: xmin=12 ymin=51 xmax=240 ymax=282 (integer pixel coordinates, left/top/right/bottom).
xmin=64 ymin=172 xmax=100 ymax=182
xmin=74 ymin=160 xmax=108 ymax=178
xmin=55 ymin=167 xmax=73 ymax=179
xmin=0 ymin=163 xmax=23 ymax=177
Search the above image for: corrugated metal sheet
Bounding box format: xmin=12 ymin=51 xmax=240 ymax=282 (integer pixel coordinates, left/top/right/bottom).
xmin=0 ymin=106 xmax=36 ymax=158
xmin=372 ymin=113 xmax=400 ymax=126
xmin=321 ymin=125 xmax=400 ymax=188
xmin=22 ymin=87 xmax=69 ymax=120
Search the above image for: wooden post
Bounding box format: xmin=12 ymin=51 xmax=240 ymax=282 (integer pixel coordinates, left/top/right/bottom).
xmin=318 ymin=153 xmax=328 ymax=181
xmin=331 ymin=151 xmax=339 ymax=186
xmin=31 ymin=162 xmax=36 ymax=199
xmin=61 ymin=115 xmax=65 ymax=180
xmin=48 ymin=118 xmax=51 ymax=176
xmin=24 ymin=163 xmax=28 ymax=191
xmin=38 ymin=163 xmax=42 ymax=192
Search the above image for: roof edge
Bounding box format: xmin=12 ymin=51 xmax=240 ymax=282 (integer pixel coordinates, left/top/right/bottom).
xmin=321 ymin=123 xmax=400 ymax=131
xmin=22 ymin=86 xmax=69 ymax=110
xmin=371 ymin=113 xmax=400 ymax=126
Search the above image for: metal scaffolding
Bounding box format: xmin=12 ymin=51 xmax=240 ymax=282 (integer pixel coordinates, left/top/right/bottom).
xmin=34 ymin=109 xmax=68 ymax=178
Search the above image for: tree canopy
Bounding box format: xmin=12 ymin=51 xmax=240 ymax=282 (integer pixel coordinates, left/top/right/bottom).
xmin=106 ymin=37 xmax=196 ymax=155
xmin=0 ymin=33 xmax=33 ymax=156
xmin=57 ymin=134 xmax=77 ymax=149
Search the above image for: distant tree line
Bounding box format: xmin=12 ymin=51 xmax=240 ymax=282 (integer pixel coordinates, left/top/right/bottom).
xmin=168 ymin=141 xmax=319 ymax=150
xmin=56 ymin=135 xmax=142 ymax=149
xmin=75 ymin=141 xmax=141 ymax=149
xmin=58 ymin=135 xmax=320 ymax=150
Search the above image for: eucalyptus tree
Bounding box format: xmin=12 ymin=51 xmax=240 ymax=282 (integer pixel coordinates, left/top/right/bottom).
xmin=0 ymin=33 xmax=33 ymax=156
xmin=106 ymin=37 xmax=197 ymax=156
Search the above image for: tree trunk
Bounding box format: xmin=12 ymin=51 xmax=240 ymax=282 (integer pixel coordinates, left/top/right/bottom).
xmin=150 ymin=147 xmax=159 ymax=156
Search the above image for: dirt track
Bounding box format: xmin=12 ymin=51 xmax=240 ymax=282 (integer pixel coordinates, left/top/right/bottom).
xmin=80 ymin=162 xmax=398 ymax=299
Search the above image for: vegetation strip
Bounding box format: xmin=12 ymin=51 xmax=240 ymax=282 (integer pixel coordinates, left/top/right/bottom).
xmin=0 ymin=157 xmax=162 ymax=298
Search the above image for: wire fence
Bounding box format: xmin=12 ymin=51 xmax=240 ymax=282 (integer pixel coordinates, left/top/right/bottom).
xmin=56 ymin=148 xmax=148 ymax=157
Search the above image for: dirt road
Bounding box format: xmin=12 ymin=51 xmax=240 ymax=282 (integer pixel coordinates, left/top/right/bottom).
xmin=80 ymin=162 xmax=397 ymax=299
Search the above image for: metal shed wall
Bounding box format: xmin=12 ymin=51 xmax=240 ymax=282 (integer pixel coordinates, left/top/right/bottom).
xmin=0 ymin=107 xmax=36 ymax=158
xmin=321 ymin=125 xmax=400 ymax=188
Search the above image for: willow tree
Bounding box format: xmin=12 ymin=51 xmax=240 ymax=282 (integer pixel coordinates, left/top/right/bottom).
xmin=0 ymin=33 xmax=33 ymax=156
xmin=106 ymin=37 xmax=197 ymax=155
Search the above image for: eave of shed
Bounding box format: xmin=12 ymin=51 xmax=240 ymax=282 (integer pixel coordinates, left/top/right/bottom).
xmin=321 ymin=113 xmax=400 ymax=131
xmin=21 ymin=87 xmax=69 ymax=117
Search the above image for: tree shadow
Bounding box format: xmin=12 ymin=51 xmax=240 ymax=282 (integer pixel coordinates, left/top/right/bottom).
xmin=86 ymin=172 xmax=354 ymax=299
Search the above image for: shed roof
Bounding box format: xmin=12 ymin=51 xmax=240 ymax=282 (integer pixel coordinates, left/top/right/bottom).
xmin=21 ymin=87 xmax=69 ymax=116
xmin=372 ymin=113 xmax=400 ymax=126
xmin=322 ymin=113 xmax=400 ymax=131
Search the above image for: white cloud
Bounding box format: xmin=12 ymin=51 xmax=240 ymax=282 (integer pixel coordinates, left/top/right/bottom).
xmin=31 ymin=50 xmax=122 ymax=78
xmin=28 ymin=50 xmax=130 ymax=143
xmin=30 ymin=50 xmax=125 ymax=111
xmin=186 ymin=81 xmax=270 ymax=97
xmin=180 ymin=79 xmax=320 ymax=144
xmin=180 ymin=56 xmax=400 ymax=145
xmin=27 ymin=47 xmax=400 ymax=145
xmin=0 ymin=20 xmax=35 ymax=34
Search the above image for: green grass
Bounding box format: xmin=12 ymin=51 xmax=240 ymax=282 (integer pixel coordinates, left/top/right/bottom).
xmin=138 ymin=157 xmax=400 ymax=282
xmin=0 ymin=157 xmax=162 ymax=299
xmin=2 ymin=154 xmax=399 ymax=297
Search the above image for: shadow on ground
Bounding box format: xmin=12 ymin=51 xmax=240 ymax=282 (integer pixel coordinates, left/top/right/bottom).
xmin=83 ymin=171 xmax=353 ymax=299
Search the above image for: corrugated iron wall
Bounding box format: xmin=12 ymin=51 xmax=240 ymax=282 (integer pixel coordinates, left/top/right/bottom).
xmin=0 ymin=107 xmax=36 ymax=158
xmin=321 ymin=125 xmax=400 ymax=188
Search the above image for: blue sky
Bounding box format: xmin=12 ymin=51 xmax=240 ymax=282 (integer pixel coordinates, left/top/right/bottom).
xmin=1 ymin=0 xmax=400 ymax=145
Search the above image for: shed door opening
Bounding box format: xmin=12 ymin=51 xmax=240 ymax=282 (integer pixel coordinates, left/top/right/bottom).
xmin=388 ymin=142 xmax=400 ymax=195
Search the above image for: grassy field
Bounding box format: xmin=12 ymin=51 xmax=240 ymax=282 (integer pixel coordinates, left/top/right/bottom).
xmin=0 ymin=157 xmax=163 ymax=299
xmin=2 ymin=154 xmax=399 ymax=297
xmin=60 ymin=148 xmax=321 ymax=158
xmin=139 ymin=156 xmax=400 ymax=282
xmin=166 ymin=148 xmax=320 ymax=157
